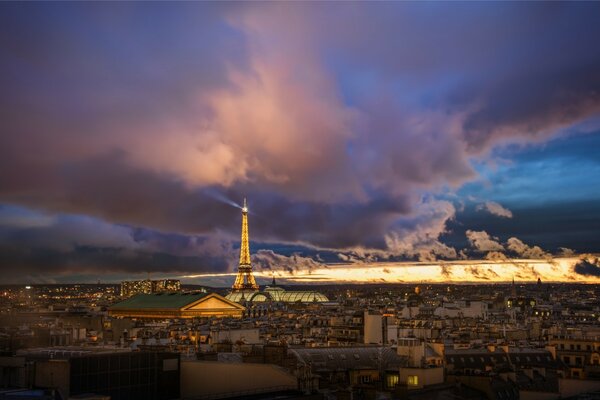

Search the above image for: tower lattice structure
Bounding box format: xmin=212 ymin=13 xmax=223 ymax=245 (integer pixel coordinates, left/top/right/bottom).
xmin=232 ymin=199 xmax=259 ymax=291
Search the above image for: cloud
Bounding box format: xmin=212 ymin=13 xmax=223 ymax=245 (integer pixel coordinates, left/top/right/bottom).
xmin=573 ymin=255 xmax=600 ymax=277
xmin=466 ymin=266 xmax=500 ymax=281
xmin=0 ymin=3 xmax=599 ymax=277
xmin=252 ymin=249 xmax=324 ymax=274
xmin=466 ymin=230 xmax=504 ymax=252
xmin=439 ymin=263 xmax=453 ymax=279
xmin=506 ymin=237 xmax=551 ymax=259
xmin=0 ymin=209 xmax=238 ymax=282
xmin=0 ymin=205 xmax=56 ymax=228
xmin=479 ymin=201 xmax=513 ymax=218
xmin=384 ymin=199 xmax=457 ymax=261
xmin=558 ymin=247 xmax=576 ymax=257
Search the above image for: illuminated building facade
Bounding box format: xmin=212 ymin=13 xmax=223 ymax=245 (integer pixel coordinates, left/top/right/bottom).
xmin=109 ymin=292 xmax=244 ymax=319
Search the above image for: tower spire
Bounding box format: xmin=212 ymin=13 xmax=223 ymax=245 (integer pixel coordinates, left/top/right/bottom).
xmin=232 ymin=198 xmax=259 ymax=291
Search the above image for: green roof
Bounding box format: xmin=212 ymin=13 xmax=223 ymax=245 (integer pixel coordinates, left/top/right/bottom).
xmin=109 ymin=292 xmax=208 ymax=310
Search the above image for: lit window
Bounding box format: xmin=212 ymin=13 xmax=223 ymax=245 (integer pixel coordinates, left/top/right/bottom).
xmin=387 ymin=374 xmax=399 ymax=388
xmin=407 ymin=375 xmax=419 ymax=386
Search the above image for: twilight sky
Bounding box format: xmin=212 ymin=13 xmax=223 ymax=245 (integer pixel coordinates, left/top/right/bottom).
xmin=1 ymin=2 xmax=600 ymax=284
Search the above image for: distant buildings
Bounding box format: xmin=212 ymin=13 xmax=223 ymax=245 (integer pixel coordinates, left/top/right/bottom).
xmin=120 ymin=279 xmax=181 ymax=298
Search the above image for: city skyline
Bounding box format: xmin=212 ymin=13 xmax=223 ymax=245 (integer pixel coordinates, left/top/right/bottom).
xmin=1 ymin=3 xmax=600 ymax=284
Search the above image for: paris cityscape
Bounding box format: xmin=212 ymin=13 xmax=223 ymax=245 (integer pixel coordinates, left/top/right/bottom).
xmin=2 ymin=2 xmax=600 ymax=400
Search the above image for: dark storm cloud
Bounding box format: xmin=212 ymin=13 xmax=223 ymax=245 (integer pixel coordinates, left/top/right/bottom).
xmin=574 ymin=257 xmax=600 ymax=277
xmin=0 ymin=205 xmax=239 ymax=281
xmin=1 ymin=2 xmax=600 ymax=276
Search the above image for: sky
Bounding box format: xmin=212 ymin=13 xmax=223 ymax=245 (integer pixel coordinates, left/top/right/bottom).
xmin=1 ymin=2 xmax=600 ymax=284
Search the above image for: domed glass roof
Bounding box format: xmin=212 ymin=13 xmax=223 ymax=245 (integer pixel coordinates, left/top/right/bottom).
xmin=226 ymin=288 xmax=328 ymax=303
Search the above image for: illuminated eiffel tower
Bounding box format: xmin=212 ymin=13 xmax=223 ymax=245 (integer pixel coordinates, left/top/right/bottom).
xmin=232 ymin=198 xmax=259 ymax=291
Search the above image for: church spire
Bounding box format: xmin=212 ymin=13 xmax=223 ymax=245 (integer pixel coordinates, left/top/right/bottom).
xmin=232 ymin=198 xmax=258 ymax=291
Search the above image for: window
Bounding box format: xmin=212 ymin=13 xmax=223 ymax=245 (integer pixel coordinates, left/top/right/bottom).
xmin=386 ymin=374 xmax=399 ymax=388
xmin=360 ymin=375 xmax=372 ymax=384
xmin=407 ymin=375 xmax=419 ymax=386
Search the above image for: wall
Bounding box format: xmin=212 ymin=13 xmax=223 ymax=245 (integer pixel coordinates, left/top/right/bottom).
xmin=399 ymin=367 xmax=443 ymax=389
xmin=180 ymin=361 xmax=297 ymax=399
xmin=363 ymin=312 xmax=383 ymax=344
xmin=210 ymin=328 xmax=260 ymax=344
xmin=559 ymin=378 xmax=600 ymax=398
xmin=35 ymin=360 xmax=70 ymax=399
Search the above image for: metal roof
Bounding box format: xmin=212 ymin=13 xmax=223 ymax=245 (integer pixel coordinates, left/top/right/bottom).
xmin=109 ymin=292 xmax=208 ymax=310
xmin=226 ymin=288 xmax=329 ymax=303
xmin=289 ymin=347 xmax=407 ymax=371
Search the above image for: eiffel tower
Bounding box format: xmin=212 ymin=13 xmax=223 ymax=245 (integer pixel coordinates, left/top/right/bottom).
xmin=232 ymin=198 xmax=259 ymax=291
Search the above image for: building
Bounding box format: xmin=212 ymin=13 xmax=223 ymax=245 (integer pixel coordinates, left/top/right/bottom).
xmin=9 ymin=348 xmax=180 ymax=400
xmin=289 ymin=347 xmax=407 ymax=394
xmin=108 ymin=292 xmax=244 ymax=319
xmin=226 ymin=278 xmax=329 ymax=304
xmin=227 ymin=199 xmax=328 ymax=304
xmin=180 ymin=361 xmax=299 ymax=399
xmin=120 ymin=279 xmax=181 ymax=298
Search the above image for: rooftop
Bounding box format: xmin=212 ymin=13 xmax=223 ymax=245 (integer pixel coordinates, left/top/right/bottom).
xmin=109 ymin=292 xmax=208 ymax=310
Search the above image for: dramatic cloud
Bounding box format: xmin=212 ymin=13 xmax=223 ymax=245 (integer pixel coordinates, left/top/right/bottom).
xmin=384 ymin=199 xmax=457 ymax=262
xmin=479 ymin=201 xmax=513 ymax=218
xmin=506 ymin=237 xmax=551 ymax=259
xmin=0 ymin=3 xmax=599 ymax=279
xmin=252 ymin=249 xmax=324 ymax=274
xmin=0 ymin=206 xmax=238 ymax=281
xmin=559 ymin=247 xmax=576 ymax=257
xmin=573 ymin=256 xmax=600 ymax=277
xmin=466 ymin=230 xmax=504 ymax=253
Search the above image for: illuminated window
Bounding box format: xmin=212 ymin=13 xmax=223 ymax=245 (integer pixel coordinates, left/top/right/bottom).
xmin=387 ymin=374 xmax=399 ymax=388
xmin=407 ymin=375 xmax=419 ymax=386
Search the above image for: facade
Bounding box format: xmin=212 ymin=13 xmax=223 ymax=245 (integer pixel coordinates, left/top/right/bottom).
xmin=108 ymin=292 xmax=244 ymax=319
xmin=288 ymin=347 xmax=407 ymax=393
xmin=13 ymin=348 xmax=180 ymax=400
